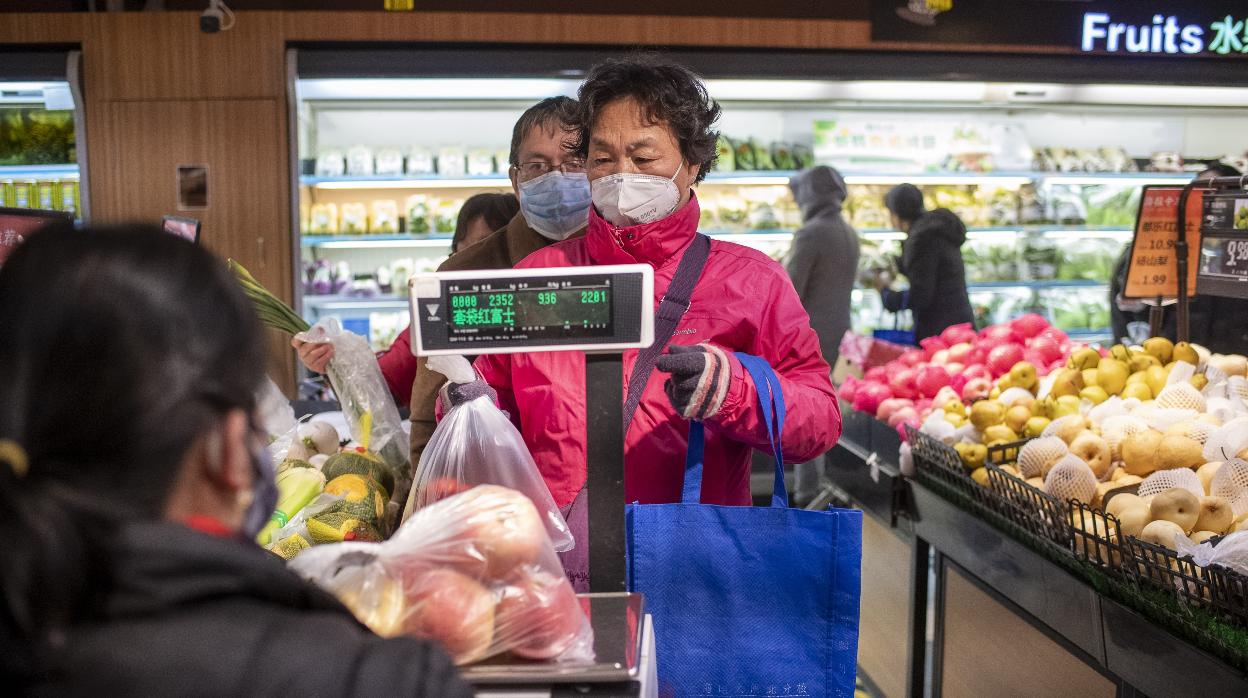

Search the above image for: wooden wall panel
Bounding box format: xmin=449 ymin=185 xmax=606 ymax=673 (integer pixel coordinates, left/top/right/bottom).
xmin=91 ymin=98 xmax=295 ymax=382
xmin=83 ymin=12 xmax=285 ymax=101
xmin=282 ymin=11 xmax=873 ymax=50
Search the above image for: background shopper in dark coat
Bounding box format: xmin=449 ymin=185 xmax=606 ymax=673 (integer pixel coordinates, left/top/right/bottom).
xmin=876 ymin=184 xmax=975 ymax=341
xmin=787 ymin=165 xmax=861 ymax=369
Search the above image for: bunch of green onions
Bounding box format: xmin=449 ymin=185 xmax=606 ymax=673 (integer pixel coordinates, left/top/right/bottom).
xmin=228 ymin=260 xmax=310 ymax=335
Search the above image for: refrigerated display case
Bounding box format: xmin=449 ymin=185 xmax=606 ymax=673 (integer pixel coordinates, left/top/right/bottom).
xmin=0 ymin=51 xmax=89 ymax=223
xmin=289 ymin=48 xmax=1246 ymax=351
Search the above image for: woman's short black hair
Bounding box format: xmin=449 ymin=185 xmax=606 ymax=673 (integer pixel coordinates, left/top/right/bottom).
xmin=572 ymin=55 xmax=721 ymax=183
xmin=885 ymin=184 xmax=927 ymax=223
xmin=452 ymin=192 xmax=519 ymax=252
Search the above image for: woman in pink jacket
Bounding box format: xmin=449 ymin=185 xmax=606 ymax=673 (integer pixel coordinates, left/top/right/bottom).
xmin=474 ymin=57 xmax=841 ymax=577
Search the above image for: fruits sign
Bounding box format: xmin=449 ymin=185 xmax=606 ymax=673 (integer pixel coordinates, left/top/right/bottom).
xmin=1124 ymin=186 xmax=1204 ymax=299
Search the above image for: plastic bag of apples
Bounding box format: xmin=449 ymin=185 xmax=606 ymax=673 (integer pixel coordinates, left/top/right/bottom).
xmin=289 ymin=484 xmax=594 ymax=665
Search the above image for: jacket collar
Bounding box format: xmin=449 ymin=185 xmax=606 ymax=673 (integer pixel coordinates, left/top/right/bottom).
xmin=101 ymin=521 xmax=346 ymax=619
xmin=586 ymin=193 xmax=701 ymax=269
xmin=504 ymin=212 xmax=559 ymax=266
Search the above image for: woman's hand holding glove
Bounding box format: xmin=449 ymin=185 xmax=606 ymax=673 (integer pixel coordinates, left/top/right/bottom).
xmin=655 ymin=343 xmax=734 ymax=421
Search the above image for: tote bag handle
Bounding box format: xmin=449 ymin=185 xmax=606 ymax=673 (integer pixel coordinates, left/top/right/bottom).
xmin=682 ymin=352 xmax=787 ymax=508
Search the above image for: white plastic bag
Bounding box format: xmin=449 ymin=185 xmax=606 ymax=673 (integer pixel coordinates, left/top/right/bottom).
xmin=1174 ymin=530 xmax=1248 ymax=576
xmin=294 ymin=317 xmax=411 ymax=492
xmin=403 ymin=356 xmax=573 ymax=552
xmin=289 ymin=485 xmax=594 ymax=666
xmin=256 ymin=377 xmax=297 ymax=442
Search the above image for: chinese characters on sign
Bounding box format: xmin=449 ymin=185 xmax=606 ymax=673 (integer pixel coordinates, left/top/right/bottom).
xmin=1124 ymin=186 xmax=1205 ymax=298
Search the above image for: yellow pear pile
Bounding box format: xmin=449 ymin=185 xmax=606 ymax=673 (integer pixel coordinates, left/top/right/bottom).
xmin=1103 ymin=487 xmax=1241 ymax=550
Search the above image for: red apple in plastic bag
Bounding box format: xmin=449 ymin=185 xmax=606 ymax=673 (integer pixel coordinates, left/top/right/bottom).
xmin=495 ymin=565 xmax=584 ymax=660
xmin=403 ymin=568 xmax=496 ymax=664
xmin=424 ymin=476 xmax=471 ymax=503
xmin=450 ymin=485 xmax=546 ymax=579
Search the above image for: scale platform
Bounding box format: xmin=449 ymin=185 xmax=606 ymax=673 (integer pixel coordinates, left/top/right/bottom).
xmin=466 ymin=593 xmax=656 ymax=697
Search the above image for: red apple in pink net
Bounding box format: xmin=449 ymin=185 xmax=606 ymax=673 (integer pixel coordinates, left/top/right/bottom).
xmin=979 ymin=324 xmax=1022 ymax=346
xmin=899 ymin=350 xmax=925 ymax=367
xmin=889 ymin=367 xmax=919 ymax=399
xmin=915 ymin=365 xmax=951 ymax=398
xmin=876 ymin=398 xmax=913 ymax=423
xmin=864 ymin=366 xmax=888 ymax=383
xmin=940 ymin=323 xmax=977 ymax=346
xmin=838 ymin=375 xmax=860 ymax=403
xmin=920 ymin=336 xmax=948 ymax=359
xmin=403 ymin=568 xmax=496 ymax=664
xmin=852 ymin=382 xmax=892 ymax=414
xmin=887 ymin=406 xmax=920 ymax=429
xmin=962 ymin=377 xmax=993 ymax=402
xmin=944 ymin=362 xmax=965 ymax=377
xmin=987 ymin=344 xmax=1026 ymax=377
xmin=946 ymin=342 xmax=973 ymax=364
xmin=1009 ymin=313 xmax=1050 ymax=339
xmin=1027 ymin=334 xmax=1063 ymax=365
xmin=495 ymin=566 xmax=585 ymax=660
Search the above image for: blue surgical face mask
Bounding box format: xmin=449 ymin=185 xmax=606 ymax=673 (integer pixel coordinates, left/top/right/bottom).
xmin=240 ymin=442 xmax=278 ymax=541
xmin=518 ymin=170 xmax=592 ymax=241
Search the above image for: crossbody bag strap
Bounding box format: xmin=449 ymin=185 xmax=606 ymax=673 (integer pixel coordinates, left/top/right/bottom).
xmin=621 ymin=233 xmax=712 ymax=432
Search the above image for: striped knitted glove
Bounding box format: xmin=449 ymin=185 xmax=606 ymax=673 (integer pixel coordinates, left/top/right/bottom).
xmin=654 ymin=343 xmax=733 ymax=420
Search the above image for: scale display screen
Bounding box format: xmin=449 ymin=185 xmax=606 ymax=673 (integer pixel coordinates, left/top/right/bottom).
xmin=410 ymin=265 xmax=653 ymax=356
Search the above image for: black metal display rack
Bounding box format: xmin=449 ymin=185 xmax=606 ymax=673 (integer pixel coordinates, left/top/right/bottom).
xmin=823 ymin=402 xmax=1248 ymax=697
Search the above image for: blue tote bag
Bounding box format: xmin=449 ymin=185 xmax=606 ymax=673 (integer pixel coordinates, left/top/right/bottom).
xmin=626 ymin=353 xmax=862 ymax=697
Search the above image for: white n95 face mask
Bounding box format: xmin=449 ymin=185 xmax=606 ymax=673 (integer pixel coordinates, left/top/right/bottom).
xmin=591 ymin=162 xmax=683 ymax=228
xmin=518 ymin=170 xmax=592 ymax=241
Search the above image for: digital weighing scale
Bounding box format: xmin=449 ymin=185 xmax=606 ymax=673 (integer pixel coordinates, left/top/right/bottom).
xmin=409 ymin=265 xmax=658 ymax=696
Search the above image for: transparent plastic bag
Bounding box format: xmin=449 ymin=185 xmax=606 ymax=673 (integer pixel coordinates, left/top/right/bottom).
xmin=256 ymin=377 xmax=297 ymax=443
xmin=1175 ymin=530 xmax=1248 ymax=576
xmin=289 ymin=485 xmax=594 ymax=666
xmin=294 ymin=318 xmax=412 ymax=495
xmin=403 ymin=356 xmax=573 ymax=552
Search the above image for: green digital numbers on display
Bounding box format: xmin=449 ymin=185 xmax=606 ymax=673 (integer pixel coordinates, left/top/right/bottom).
xmin=538 ymin=292 xmax=558 ymax=305
xmin=580 ymin=290 xmax=607 ymax=304
xmin=451 ymin=294 xmax=477 ymax=309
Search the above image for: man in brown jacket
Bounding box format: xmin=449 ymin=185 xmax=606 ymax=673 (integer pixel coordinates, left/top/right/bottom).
xmin=408 ymin=96 xmax=590 ymax=467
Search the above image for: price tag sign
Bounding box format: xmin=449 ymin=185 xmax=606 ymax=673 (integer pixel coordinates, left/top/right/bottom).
xmin=1124 ymin=185 xmax=1204 ymax=299
xmin=1197 ymin=188 xmax=1248 ymax=299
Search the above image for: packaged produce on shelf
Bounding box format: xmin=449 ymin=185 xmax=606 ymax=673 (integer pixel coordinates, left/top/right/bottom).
xmin=371 ymin=200 xmax=399 ymax=234
xmin=369 ymin=312 xmax=407 ymax=351
xmin=1020 ymin=236 xmax=1060 ymax=281
xmin=345 ymin=274 xmax=381 ymax=299
xmin=438 ymin=147 xmax=467 ymax=177
xmin=750 ymin=138 xmax=776 ymax=170
xmin=346 ymin=146 xmax=374 ymax=177
xmin=1044 ymin=185 xmax=1089 ymax=224
xmin=12 ymin=179 xmax=33 ymax=208
xmin=0 ymin=108 xmax=76 ymax=165
xmin=316 ymin=150 xmax=346 ymax=177
xmin=375 ymin=265 xmax=393 ymax=294
xmin=468 ymin=150 xmax=496 ymax=177
xmin=771 ymin=142 xmax=797 ymax=171
xmin=494 ymin=149 xmax=510 ymax=175
xmin=1046 ymin=288 xmax=1111 ymax=332
xmin=340 ymin=203 xmax=368 ymax=235
xmin=731 ymin=138 xmax=757 ymax=171
xmin=961 ymin=238 xmax=1020 ymax=282
xmin=1083 ymin=186 xmax=1141 ymax=228
xmin=1017 ymin=183 xmax=1047 ymax=225
xmin=434 ymin=199 xmax=460 ymax=233
xmin=968 ymin=288 xmax=1033 ymax=329
xmin=407 ymin=195 xmax=432 ymax=234
xmin=308 ymin=202 xmax=339 ymax=235
xmin=332 ymin=261 xmax=352 ymax=294
xmin=1055 ymin=238 xmax=1119 ymax=281
xmin=1033 ymin=147 xmax=1138 ymax=173
xmin=59 ymin=179 xmax=79 ymax=216
xmin=406 ymin=147 xmax=436 ymax=175
xmin=305 ymin=259 xmax=333 ymax=295
xmin=404 ymin=355 xmax=574 ymax=552
xmin=716 ymin=136 xmax=735 ymax=172
xmin=845 ymin=191 xmax=891 ymax=230
xmin=375 ymin=148 xmax=405 ymax=176
xmin=746 ymin=202 xmax=782 ymax=230
xmin=288 ymin=484 xmax=594 ymax=666
xmin=1147 ymin=151 xmax=1184 ymax=172
xmin=391 ymin=258 xmax=414 ymax=293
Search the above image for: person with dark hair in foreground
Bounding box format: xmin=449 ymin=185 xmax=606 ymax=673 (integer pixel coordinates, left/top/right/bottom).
xmin=451 ymin=191 xmax=519 ymax=253
xmin=0 ymin=226 xmax=470 ymax=696
xmin=470 ymin=56 xmax=841 ymax=588
xmin=875 ymin=183 xmax=975 ymax=341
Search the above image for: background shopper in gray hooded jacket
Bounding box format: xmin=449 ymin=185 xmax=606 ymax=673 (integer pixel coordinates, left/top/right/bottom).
xmin=787 ymin=166 xmax=861 ymax=369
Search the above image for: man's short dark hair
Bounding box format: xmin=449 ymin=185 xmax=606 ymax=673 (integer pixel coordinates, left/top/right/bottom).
xmin=572 ymin=55 xmax=721 ymax=183
xmin=509 ymin=96 xmax=578 ymax=167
